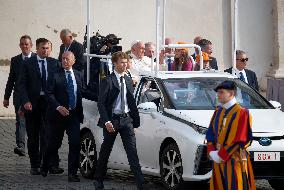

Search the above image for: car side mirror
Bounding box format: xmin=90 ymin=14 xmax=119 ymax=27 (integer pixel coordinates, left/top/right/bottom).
xmin=138 ymin=102 xmax=157 ymax=111
xmin=269 ymin=100 xmax=282 ymax=110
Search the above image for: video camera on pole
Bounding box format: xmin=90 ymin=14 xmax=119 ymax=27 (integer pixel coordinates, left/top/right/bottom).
xmin=84 ymin=30 xmax=122 ymax=101
xmin=84 ymin=30 xmax=122 ymax=55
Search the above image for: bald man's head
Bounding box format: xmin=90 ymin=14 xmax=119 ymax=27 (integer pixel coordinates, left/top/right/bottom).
xmin=165 ymin=38 xmax=174 ymax=54
xmin=194 ymin=36 xmax=203 ymax=54
xmin=165 ymin=38 xmax=173 ymax=45
xmin=194 ymin=36 xmax=202 ymax=44
xmin=61 ymin=51 xmax=75 ymax=70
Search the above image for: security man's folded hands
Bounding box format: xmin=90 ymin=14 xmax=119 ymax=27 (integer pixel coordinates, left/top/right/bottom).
xmin=57 ymin=106 xmax=69 ymax=116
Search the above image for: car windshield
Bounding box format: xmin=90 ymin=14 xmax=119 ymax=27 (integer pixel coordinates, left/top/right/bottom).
xmin=162 ymin=78 xmax=273 ymax=110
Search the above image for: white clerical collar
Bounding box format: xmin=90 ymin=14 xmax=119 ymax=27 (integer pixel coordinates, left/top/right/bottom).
xmin=222 ymin=97 xmax=237 ymax=110
xmin=37 ymin=55 xmax=46 ymax=61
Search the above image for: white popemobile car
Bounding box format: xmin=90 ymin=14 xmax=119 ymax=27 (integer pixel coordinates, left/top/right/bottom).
xmin=79 ymin=70 xmax=284 ymax=190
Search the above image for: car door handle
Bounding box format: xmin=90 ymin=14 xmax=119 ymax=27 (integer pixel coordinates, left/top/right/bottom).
xmin=159 ymin=120 xmax=165 ymax=125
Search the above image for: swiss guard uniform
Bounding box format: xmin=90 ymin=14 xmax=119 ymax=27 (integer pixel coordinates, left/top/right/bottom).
xmin=206 ymin=81 xmax=256 ymax=190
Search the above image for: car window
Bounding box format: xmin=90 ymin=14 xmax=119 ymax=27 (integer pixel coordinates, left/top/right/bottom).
xmin=137 ymin=78 xmax=162 ymax=108
xmin=162 ymin=78 xmax=273 ymax=110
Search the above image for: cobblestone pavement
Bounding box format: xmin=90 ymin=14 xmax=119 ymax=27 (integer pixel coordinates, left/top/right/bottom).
xmin=0 ymin=118 xmax=274 ymax=190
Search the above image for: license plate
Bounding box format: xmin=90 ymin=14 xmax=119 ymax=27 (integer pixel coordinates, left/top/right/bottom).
xmin=254 ymin=152 xmax=280 ymax=161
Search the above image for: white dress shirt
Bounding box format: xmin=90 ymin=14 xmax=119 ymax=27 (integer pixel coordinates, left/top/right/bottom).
xmin=37 ymin=55 xmax=48 ymax=95
xmin=22 ymin=52 xmax=32 ymax=60
xmin=232 ymin=68 xmax=248 ymax=84
xmin=65 ymin=68 xmax=78 ymax=107
xmin=113 ymin=70 xmax=129 ymax=114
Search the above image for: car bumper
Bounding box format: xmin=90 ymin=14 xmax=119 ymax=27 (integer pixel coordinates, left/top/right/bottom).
xmin=250 ymin=151 xmax=284 ymax=179
xmin=183 ymin=140 xmax=284 ymax=181
xmin=249 ymin=139 xmax=284 ymax=179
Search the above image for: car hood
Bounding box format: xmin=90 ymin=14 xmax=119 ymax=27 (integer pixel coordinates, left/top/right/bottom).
xmin=164 ymin=108 xmax=284 ymax=137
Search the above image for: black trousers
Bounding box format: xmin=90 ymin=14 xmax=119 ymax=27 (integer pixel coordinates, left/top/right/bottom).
xmin=25 ymin=96 xmax=47 ymax=169
xmin=42 ymin=110 xmax=80 ymax=175
xmin=94 ymin=115 xmax=145 ymax=188
xmin=14 ymin=103 xmax=26 ymax=149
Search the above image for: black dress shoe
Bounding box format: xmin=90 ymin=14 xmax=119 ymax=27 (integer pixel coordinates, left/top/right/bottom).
xmin=68 ymin=174 xmax=80 ymax=182
xmin=49 ymin=167 xmax=64 ymax=174
xmin=94 ymin=180 xmax=104 ymax=190
xmin=14 ymin=147 xmax=25 ymax=156
xmin=41 ymin=169 xmax=48 ymax=177
xmin=30 ymin=168 xmax=40 ymax=175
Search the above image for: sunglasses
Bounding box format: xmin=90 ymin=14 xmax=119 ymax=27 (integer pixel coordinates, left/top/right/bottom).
xmin=236 ymin=58 xmax=248 ymax=62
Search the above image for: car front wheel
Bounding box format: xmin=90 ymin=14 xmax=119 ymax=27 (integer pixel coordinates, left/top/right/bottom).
xmin=160 ymin=143 xmax=183 ymax=190
xmin=80 ymin=132 xmax=97 ymax=178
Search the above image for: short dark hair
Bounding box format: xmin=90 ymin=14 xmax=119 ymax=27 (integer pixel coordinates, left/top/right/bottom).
xmin=20 ymin=35 xmax=32 ymax=43
xmin=111 ymin=51 xmax=129 ymax=63
xmin=36 ymin=38 xmax=49 ymax=48
xmin=198 ymin=39 xmax=212 ymax=50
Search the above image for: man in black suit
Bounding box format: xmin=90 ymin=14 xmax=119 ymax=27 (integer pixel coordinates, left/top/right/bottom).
xmin=198 ymin=39 xmax=218 ymax=70
xmin=18 ymin=38 xmax=61 ymax=175
xmin=58 ymin=29 xmax=85 ymax=72
xmin=3 ymin=35 xmax=35 ymax=156
xmin=93 ymin=52 xmax=149 ymax=190
xmin=41 ymin=51 xmax=89 ymax=182
xmin=225 ymin=50 xmax=259 ymax=91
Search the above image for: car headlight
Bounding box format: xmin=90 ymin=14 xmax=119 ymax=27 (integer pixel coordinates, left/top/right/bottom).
xmin=190 ymin=123 xmax=208 ymax=135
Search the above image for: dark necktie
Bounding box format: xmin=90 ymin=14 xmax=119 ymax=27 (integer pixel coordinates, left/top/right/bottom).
xmin=120 ymin=76 xmax=125 ymax=114
xmin=239 ymin=72 xmax=245 ymax=82
xmin=167 ymin=57 xmax=172 ymax=71
xmin=24 ymin=57 xmax=29 ymax=61
xmin=40 ymin=60 xmax=46 ymax=92
xmin=66 ymin=71 xmax=76 ymax=109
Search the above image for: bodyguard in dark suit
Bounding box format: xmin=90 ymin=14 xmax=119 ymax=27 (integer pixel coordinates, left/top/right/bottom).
xmin=18 ymin=38 xmax=60 ymax=175
xmin=94 ymin=52 xmax=149 ymax=190
xmin=209 ymin=57 xmax=218 ymax=70
xmin=58 ymin=29 xmax=85 ymax=72
xmin=224 ymin=50 xmax=259 ymax=91
xmin=41 ymin=51 xmax=89 ymax=182
xmin=3 ymin=35 xmax=35 ymax=156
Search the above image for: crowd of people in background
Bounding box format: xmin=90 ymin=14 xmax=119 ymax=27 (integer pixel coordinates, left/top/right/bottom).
xmin=2 ymin=29 xmax=259 ymax=188
xmin=127 ymin=36 xmax=258 ymax=90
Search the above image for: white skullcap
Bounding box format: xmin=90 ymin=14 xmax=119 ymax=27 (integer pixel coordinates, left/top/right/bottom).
xmin=131 ymin=40 xmax=142 ymax=48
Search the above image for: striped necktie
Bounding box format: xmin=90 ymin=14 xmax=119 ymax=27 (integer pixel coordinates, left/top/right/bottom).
xmin=66 ymin=71 xmax=76 ymax=109
xmin=239 ymin=72 xmax=245 ymax=82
